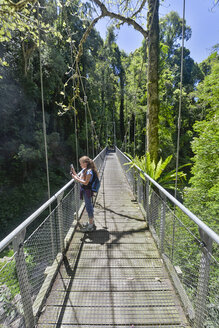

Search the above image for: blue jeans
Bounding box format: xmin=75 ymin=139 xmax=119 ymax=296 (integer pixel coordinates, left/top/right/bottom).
xmin=83 ymin=190 xmax=94 ymax=219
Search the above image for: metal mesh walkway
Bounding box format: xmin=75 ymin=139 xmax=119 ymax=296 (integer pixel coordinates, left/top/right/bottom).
xmin=37 ymin=152 xmax=191 ymax=327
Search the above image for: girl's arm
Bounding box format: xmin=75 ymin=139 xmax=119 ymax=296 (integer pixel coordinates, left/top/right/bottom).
xmin=71 ymin=172 xmax=92 ymax=185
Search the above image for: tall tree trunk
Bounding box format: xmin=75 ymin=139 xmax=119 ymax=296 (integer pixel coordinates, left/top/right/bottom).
xmin=147 ymin=0 xmax=159 ymax=163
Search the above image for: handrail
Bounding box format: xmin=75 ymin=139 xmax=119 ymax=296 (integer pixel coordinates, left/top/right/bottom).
xmin=0 ymin=180 xmax=74 ymax=253
xmin=116 ymin=147 xmax=219 ymax=245
xmin=0 ymin=147 xmax=107 ymax=253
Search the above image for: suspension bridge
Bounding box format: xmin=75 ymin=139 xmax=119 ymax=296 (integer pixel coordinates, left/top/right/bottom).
xmin=0 ymin=147 xmax=218 ymax=328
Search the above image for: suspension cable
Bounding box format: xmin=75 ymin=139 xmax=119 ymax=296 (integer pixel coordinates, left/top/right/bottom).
xmin=174 ymin=0 xmax=185 ymax=198
xmin=64 ymin=5 xmax=79 ymax=170
xmin=84 ymin=95 xmax=89 ymax=155
xmin=76 ymin=62 xmax=101 ymax=153
xmin=73 ymin=79 xmax=79 ymax=171
xmin=171 ymin=0 xmax=186 ymax=262
xmin=37 ymin=5 xmax=51 ymax=202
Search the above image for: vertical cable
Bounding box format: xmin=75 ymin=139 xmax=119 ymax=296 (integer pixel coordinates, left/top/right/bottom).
xmin=37 ymin=5 xmax=51 ymax=202
xmin=91 ymin=121 xmax=95 ymax=159
xmin=76 ymin=63 xmax=100 ymax=153
xmin=74 ymin=92 xmax=79 ymax=171
xmin=37 ymin=4 xmax=55 ymax=259
xmin=70 ymin=50 xmax=79 ymax=171
xmin=84 ymin=96 xmax=89 ymax=155
xmin=62 ymin=4 xmax=79 ymax=169
xmin=174 ymin=0 xmax=185 ymax=199
xmin=133 ymin=97 xmax=136 ymax=158
xmin=172 ymin=0 xmax=186 ymax=262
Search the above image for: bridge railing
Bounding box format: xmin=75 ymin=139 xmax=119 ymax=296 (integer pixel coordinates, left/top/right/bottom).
xmin=0 ymin=148 xmax=107 ymax=328
xmin=116 ymin=147 xmax=219 ymax=328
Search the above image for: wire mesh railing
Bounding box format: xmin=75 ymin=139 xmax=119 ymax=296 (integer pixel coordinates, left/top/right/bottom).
xmin=0 ymin=148 xmax=106 ymax=328
xmin=116 ymin=147 xmax=219 ymax=328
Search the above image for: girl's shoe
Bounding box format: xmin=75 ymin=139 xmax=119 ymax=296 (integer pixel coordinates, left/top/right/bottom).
xmin=81 ymin=223 xmax=96 ymax=232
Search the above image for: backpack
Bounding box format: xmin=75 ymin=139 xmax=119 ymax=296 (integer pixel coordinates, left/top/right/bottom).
xmin=91 ymin=172 xmax=100 ymax=192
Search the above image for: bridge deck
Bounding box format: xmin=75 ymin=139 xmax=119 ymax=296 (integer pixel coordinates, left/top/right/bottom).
xmin=37 ymin=152 xmax=190 ymax=327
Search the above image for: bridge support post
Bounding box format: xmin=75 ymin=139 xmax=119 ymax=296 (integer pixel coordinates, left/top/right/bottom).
xmin=137 ymin=175 xmax=142 ymax=204
xmin=75 ymin=183 xmax=79 ymax=221
xmin=49 ymin=208 xmax=55 ymax=260
xmin=132 ymin=168 xmax=136 ymax=199
xmin=160 ymin=194 xmax=166 ymax=253
xmin=145 ymin=179 xmax=150 ymax=225
xmin=13 ymin=230 xmax=35 ymax=328
xmin=194 ymin=228 xmax=212 ymax=328
xmin=57 ymin=192 xmax=64 ymax=252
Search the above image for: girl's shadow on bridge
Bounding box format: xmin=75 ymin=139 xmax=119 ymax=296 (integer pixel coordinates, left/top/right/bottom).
xmin=81 ymin=228 xmax=110 ymax=245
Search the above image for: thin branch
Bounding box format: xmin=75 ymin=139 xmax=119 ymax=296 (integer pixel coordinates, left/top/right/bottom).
xmin=131 ymin=0 xmax=147 ymax=19
xmin=76 ymin=14 xmax=105 ymax=63
xmin=92 ymin=0 xmax=148 ymax=38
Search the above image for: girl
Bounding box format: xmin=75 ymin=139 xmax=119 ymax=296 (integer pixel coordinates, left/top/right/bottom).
xmin=71 ymin=156 xmax=98 ymax=232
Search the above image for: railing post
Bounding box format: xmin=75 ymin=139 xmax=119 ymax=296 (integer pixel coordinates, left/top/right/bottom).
xmin=49 ymin=208 xmax=55 ymax=260
xmin=57 ymin=192 xmax=64 ymax=252
xmin=13 ymin=230 xmax=35 ymax=328
xmin=132 ymin=167 xmax=136 ymax=197
xmin=75 ymin=182 xmax=79 ymax=221
xmin=160 ymin=194 xmax=166 ymax=253
xmin=146 ymin=179 xmax=150 ymax=225
xmin=194 ymin=228 xmax=213 ymax=328
xmin=137 ymin=175 xmax=140 ymax=204
xmin=139 ymin=176 xmax=143 ymax=206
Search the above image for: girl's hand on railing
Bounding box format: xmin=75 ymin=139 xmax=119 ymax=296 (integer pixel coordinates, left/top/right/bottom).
xmin=71 ymin=173 xmax=78 ymax=180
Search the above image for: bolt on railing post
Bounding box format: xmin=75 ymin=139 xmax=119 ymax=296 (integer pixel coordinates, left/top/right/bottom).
xmin=57 ymin=192 xmax=64 ymax=252
xmin=160 ymin=194 xmax=166 ymax=253
xmin=13 ymin=230 xmax=35 ymax=328
xmin=194 ymin=228 xmax=213 ymax=328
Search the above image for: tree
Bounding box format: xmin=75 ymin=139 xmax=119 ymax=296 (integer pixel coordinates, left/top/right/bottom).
xmin=76 ymin=0 xmax=160 ymax=162
xmin=123 ymin=46 xmax=147 ymax=154
xmin=159 ymin=11 xmax=191 ymax=59
xmin=3 ymin=0 xmax=160 ymax=161
xmin=0 ymin=0 xmax=106 ymax=237
xmin=146 ymin=0 xmax=159 ymax=163
xmin=184 ymin=53 xmax=219 ymax=231
xmin=159 ymin=11 xmax=203 ymax=166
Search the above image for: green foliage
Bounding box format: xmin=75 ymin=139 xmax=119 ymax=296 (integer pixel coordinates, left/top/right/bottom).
xmin=159 ymin=11 xmax=204 ymax=166
xmin=0 ymin=247 xmax=36 ymax=299
xmin=123 ymin=46 xmax=147 ymax=154
xmin=196 ymin=53 xmax=219 ymax=119
xmin=184 ymin=54 xmax=219 ymax=232
xmin=0 ymin=251 xmax=19 ymax=298
xmin=125 ymin=152 xmax=188 ymax=190
xmin=184 ymin=116 xmax=219 ymax=231
xmin=0 ymin=0 xmax=105 ymax=239
xmin=159 ymin=11 xmax=192 ymax=57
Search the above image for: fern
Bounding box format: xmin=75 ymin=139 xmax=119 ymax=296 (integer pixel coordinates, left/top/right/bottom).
xmin=125 ymin=152 xmax=190 ymax=191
